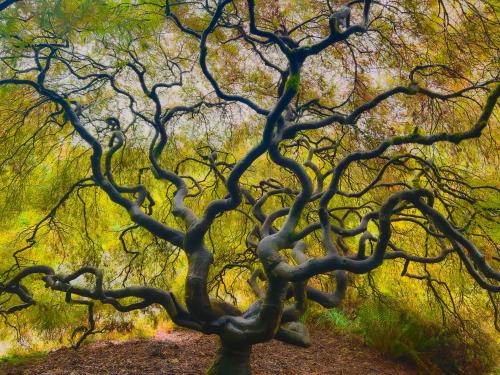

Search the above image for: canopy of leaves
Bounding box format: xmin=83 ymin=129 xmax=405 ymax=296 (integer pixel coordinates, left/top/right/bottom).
xmin=0 ymin=1 xmax=498 ymax=369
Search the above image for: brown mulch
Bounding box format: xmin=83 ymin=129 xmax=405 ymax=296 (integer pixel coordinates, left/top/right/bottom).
xmin=0 ymin=329 xmax=427 ymax=375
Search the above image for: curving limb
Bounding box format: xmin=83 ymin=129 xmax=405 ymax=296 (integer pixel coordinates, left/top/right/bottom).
xmin=0 ymin=266 xmax=203 ymax=333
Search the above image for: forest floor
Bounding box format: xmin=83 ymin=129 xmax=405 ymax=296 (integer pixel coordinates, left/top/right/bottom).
xmin=0 ymin=328 xmax=427 ymax=375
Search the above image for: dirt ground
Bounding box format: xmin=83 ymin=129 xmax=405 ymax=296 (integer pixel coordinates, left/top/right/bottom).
xmin=0 ymin=329 xmax=426 ymax=375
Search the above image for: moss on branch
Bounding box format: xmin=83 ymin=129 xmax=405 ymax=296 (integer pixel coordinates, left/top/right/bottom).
xmin=284 ymin=73 xmax=300 ymax=93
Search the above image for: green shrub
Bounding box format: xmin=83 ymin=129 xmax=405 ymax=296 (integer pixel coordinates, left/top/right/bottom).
xmin=353 ymin=302 xmax=440 ymax=372
xmin=317 ymin=309 xmax=351 ymax=330
xmin=303 ymin=300 xmax=497 ymax=374
xmin=351 ymin=301 xmax=497 ymax=374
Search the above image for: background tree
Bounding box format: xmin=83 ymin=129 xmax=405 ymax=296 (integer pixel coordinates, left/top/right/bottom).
xmin=0 ymin=1 xmax=499 ymax=374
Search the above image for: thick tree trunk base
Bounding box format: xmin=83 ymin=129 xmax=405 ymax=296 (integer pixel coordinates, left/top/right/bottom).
xmin=205 ymin=344 xmax=252 ymax=375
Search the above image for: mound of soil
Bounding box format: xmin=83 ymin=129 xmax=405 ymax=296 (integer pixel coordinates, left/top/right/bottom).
xmin=1 ymin=329 xmax=426 ymax=374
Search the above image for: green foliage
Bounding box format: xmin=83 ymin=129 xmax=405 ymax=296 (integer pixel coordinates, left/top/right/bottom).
xmin=0 ymin=351 xmax=46 ymax=366
xmin=305 ymin=300 xmax=497 ymax=375
xmin=0 ymin=0 xmax=498 ymax=370
xmin=310 ymin=308 xmax=351 ymax=330
xmin=284 ymin=73 xmax=300 ymax=93
xmin=354 ymin=302 xmax=440 ymax=371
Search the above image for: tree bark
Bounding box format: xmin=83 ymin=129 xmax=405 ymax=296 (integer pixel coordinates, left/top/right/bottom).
xmin=206 ymin=342 xmax=252 ymax=375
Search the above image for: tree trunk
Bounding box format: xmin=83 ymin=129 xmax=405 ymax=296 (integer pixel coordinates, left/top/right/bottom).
xmin=206 ymin=343 xmax=252 ymax=375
